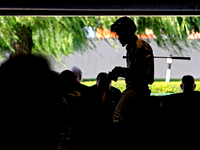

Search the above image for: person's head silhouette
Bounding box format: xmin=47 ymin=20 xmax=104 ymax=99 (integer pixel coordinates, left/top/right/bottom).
xmin=180 ymin=75 xmax=196 ymax=93
xmin=59 ymin=70 xmax=77 ymax=92
xmin=96 ymin=72 xmax=111 ymax=90
xmin=111 ymin=17 xmax=137 ymax=47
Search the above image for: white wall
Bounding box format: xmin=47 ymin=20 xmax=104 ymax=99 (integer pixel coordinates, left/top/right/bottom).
xmin=52 ymin=39 xmax=200 ymax=79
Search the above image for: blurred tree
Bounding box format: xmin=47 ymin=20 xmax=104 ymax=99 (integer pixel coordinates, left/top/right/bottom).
xmin=0 ymin=17 xmax=99 ymax=63
xmin=0 ymin=16 xmax=200 ymax=63
xmin=134 ymin=17 xmax=200 ymax=55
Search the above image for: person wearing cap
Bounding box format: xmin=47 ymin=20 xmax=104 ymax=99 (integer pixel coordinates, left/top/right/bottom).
xmin=110 ymin=16 xmax=154 ymax=93
xmin=180 ymin=75 xmax=196 ymax=93
xmin=110 ymin=17 xmax=154 ymax=149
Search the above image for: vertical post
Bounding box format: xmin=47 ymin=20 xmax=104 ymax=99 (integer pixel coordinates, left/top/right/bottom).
xmin=166 ymin=54 xmax=172 ymax=82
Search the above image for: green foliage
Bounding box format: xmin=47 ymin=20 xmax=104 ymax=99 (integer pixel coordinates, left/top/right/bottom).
xmin=81 ymin=80 xmax=96 ymax=87
xmin=150 ymin=81 xmax=200 ymax=93
xmin=82 ymin=80 xmax=200 ymax=94
xmin=111 ymin=79 xmax=126 ymax=92
xmin=81 ymin=79 xmax=126 ymax=91
xmin=131 ymin=17 xmax=200 ymax=55
xmin=0 ymin=16 xmax=97 ymax=63
xmin=149 ymin=82 xmax=182 ymax=93
xmin=98 ymin=16 xmax=200 ymax=55
xmin=1 ymin=16 xmax=200 ymax=63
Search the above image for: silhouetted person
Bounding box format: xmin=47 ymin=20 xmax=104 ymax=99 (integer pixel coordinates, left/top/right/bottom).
xmin=159 ymin=75 xmax=200 ymax=149
xmin=180 ymin=75 xmax=196 ymax=93
xmin=90 ymin=72 xmax=121 ymax=149
xmin=109 ymin=17 xmax=154 ymax=149
xmin=91 ymin=72 xmax=121 ymax=124
xmin=70 ymin=66 xmax=82 ymax=83
xmin=91 ymin=72 xmax=121 ymax=111
xmin=59 ymin=70 xmax=94 ymax=150
xmin=70 ymin=66 xmax=90 ymax=99
xmin=59 ymin=70 xmax=79 ymax=96
xmin=59 ymin=70 xmax=82 ymax=150
xmin=0 ymin=55 xmax=70 ymax=150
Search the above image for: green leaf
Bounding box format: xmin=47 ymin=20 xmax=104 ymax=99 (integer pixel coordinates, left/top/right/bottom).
xmin=1 ymin=16 xmax=200 ymax=63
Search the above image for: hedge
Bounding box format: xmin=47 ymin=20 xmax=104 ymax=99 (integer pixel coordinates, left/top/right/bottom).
xmin=82 ymin=80 xmax=200 ymax=94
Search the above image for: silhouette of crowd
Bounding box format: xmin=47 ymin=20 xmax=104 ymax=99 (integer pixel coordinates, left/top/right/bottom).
xmin=1 ymin=17 xmax=200 ymax=150
xmin=0 ymin=55 xmax=121 ymax=150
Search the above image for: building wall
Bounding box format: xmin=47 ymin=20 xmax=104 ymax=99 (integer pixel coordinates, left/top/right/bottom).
xmin=53 ymin=39 xmax=200 ymax=79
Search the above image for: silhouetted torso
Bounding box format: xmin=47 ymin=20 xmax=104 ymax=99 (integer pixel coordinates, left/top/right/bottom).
xmin=90 ymin=84 xmax=121 ymax=149
xmin=148 ymin=92 xmax=200 ymax=149
xmin=0 ymin=55 xmax=70 ymax=150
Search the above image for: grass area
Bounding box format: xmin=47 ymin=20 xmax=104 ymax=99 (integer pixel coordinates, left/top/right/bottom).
xmin=81 ymin=80 xmax=96 ymax=87
xmin=81 ymin=79 xmax=126 ymax=91
xmin=82 ymin=79 xmax=200 ymax=93
xmin=150 ymin=78 xmax=200 ymax=82
xmin=83 ymin=78 xmax=200 ymax=82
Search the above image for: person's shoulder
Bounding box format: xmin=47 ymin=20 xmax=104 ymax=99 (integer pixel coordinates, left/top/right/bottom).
xmin=75 ymin=82 xmax=89 ymax=90
xmin=89 ymin=84 xmax=98 ymax=92
xmin=192 ymin=91 xmax=200 ymax=95
xmin=136 ymin=39 xmax=153 ymax=52
xmin=163 ymin=91 xmax=200 ymax=101
xmin=111 ymin=86 xmax=121 ymax=94
xmin=185 ymin=91 xmax=200 ymax=99
xmin=90 ymin=84 xmax=97 ymax=89
xmin=79 ymin=82 xmax=89 ymax=88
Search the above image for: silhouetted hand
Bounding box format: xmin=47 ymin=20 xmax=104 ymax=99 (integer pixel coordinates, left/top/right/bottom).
xmin=108 ymin=66 xmax=123 ymax=82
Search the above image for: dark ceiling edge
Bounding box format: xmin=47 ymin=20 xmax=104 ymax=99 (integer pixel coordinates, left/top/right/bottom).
xmin=1 ymin=3 xmax=200 ymax=16
xmin=0 ymin=9 xmax=200 ymax=16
